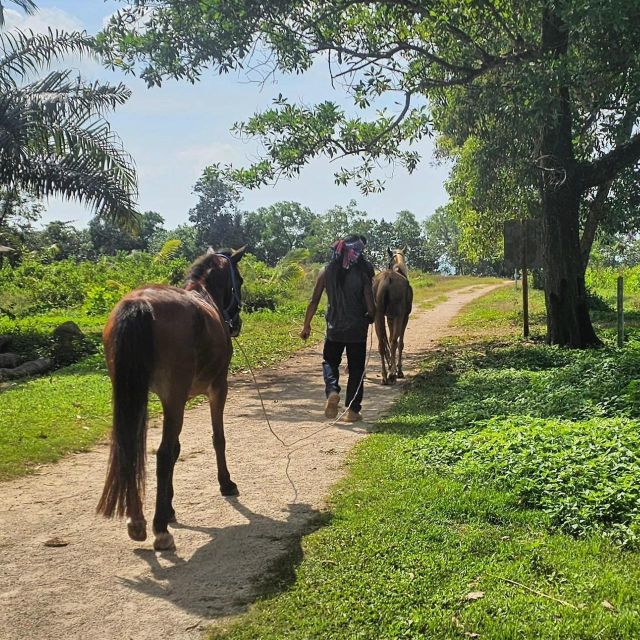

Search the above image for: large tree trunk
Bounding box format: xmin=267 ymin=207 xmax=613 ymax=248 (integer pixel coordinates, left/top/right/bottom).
xmin=542 ymin=175 xmax=600 ymax=346
xmin=540 ymin=4 xmax=600 ymax=347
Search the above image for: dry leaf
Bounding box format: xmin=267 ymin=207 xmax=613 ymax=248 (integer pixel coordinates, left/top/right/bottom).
xmin=602 ymin=600 xmax=615 ymax=611
xmin=465 ymin=591 xmax=485 ymax=601
xmin=44 ymin=537 xmax=68 ymax=547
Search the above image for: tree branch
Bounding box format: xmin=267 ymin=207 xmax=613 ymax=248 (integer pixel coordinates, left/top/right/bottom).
xmin=580 ymin=180 xmax=612 ymax=269
xmin=582 ymin=133 xmax=640 ymax=188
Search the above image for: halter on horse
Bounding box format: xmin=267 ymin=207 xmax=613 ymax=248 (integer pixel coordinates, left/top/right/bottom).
xmin=373 ymin=246 xmax=413 ymax=384
xmin=97 ymin=246 xmax=246 ymax=551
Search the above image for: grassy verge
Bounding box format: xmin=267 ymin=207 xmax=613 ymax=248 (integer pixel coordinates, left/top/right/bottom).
xmin=209 ymin=284 xmax=640 ymax=640
xmin=0 ymin=274 xmax=496 ymax=481
xmin=0 ymin=306 xmax=323 ymax=480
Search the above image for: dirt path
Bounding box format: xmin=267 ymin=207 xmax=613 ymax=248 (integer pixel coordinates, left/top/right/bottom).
xmin=0 ymin=284 xmax=501 ymax=640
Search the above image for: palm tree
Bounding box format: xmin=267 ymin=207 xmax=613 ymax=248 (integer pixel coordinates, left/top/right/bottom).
xmin=0 ymin=0 xmax=139 ymax=229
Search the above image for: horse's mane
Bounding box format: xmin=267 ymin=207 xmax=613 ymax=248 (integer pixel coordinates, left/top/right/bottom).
xmin=187 ymin=249 xmax=233 ymax=284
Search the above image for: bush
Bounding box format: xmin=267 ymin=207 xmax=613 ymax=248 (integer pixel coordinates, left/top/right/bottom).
xmin=406 ymin=339 xmax=640 ymax=548
xmin=0 ymin=253 xmax=189 ymax=316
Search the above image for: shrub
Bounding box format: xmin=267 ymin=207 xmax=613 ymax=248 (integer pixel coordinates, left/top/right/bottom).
xmin=406 ymin=339 xmax=640 ymax=547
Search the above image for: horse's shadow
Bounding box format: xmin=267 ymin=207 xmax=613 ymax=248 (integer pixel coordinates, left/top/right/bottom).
xmin=118 ymin=499 xmax=327 ymax=619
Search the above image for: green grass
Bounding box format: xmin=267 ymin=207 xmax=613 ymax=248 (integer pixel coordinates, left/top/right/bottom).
xmin=0 ymin=272 xmax=499 ymax=480
xmin=411 ymin=273 xmax=503 ymax=309
xmin=0 ymin=306 xmax=324 ymax=480
xmin=208 ymin=283 xmax=640 ymax=640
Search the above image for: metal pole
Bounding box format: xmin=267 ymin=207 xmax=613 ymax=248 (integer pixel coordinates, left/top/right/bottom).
xmin=617 ymin=275 xmax=624 ymax=347
xmin=522 ymin=223 xmax=529 ymax=338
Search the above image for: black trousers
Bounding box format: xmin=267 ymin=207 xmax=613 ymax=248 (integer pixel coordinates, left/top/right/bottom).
xmin=322 ymin=339 xmax=366 ymax=413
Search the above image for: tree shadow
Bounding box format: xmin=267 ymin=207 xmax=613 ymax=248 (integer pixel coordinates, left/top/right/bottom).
xmin=118 ymin=499 xmax=328 ymax=619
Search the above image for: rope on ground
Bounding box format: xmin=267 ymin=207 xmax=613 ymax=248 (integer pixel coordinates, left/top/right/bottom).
xmin=232 ymin=329 xmax=375 ymax=503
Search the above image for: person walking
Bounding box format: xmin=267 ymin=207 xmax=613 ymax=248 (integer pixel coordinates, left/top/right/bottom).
xmin=300 ymin=235 xmax=375 ymax=422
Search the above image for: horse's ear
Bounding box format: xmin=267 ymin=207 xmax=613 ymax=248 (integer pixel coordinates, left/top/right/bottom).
xmin=401 ymin=245 xmax=408 ymax=254
xmin=206 ymin=246 xmax=215 ymax=255
xmin=231 ymin=245 xmax=248 ymax=263
xmin=387 ymin=247 xmax=393 ymax=258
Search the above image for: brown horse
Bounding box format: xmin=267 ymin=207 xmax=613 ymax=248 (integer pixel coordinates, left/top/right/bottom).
xmin=96 ymin=246 xmax=246 ymax=551
xmin=373 ymin=247 xmax=413 ymax=385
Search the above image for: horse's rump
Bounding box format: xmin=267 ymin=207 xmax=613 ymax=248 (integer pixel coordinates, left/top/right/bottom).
xmin=373 ymin=270 xmax=412 ymax=384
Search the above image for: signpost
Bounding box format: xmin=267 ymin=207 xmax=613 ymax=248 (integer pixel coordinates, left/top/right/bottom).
xmin=504 ymin=220 xmax=542 ymax=338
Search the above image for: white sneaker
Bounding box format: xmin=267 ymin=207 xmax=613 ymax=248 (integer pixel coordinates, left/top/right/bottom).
xmin=324 ymin=392 xmax=340 ymax=419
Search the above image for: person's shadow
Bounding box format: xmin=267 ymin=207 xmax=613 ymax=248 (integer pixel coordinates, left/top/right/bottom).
xmin=119 ymin=499 xmax=328 ymax=619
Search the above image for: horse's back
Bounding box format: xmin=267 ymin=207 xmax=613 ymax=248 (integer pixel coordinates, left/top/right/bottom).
xmin=374 ymin=271 xmax=412 ymax=318
xmin=104 ymin=285 xmax=231 ymax=398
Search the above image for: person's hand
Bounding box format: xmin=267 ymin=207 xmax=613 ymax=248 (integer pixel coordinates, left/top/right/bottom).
xmin=300 ymin=325 xmax=311 ymax=340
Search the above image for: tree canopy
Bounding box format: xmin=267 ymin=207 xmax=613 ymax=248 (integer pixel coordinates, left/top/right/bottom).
xmin=100 ymin=0 xmax=640 ymax=345
xmin=0 ymin=0 xmax=139 ymax=231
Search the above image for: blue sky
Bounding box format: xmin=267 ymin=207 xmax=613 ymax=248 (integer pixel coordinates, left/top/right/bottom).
xmin=18 ymin=1 xmax=451 ymax=228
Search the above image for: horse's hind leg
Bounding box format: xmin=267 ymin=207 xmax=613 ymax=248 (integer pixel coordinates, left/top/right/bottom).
xmin=152 ymin=397 xmax=186 ymax=551
xmin=387 ymin=317 xmax=399 ymax=384
xmin=378 ymin=336 xmax=389 ymax=385
xmin=397 ymin=315 xmax=410 ymax=378
xmin=209 ymin=380 xmax=239 ymax=496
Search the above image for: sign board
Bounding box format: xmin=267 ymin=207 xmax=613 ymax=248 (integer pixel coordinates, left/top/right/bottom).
xmin=504 ymin=219 xmax=543 ymax=270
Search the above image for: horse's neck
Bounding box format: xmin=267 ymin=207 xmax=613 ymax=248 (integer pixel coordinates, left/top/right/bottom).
xmin=392 ymin=263 xmax=408 ymax=278
xmin=186 ymin=282 xmax=216 ymax=308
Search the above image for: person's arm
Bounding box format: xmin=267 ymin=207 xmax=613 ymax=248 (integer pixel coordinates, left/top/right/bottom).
xmin=300 ymin=270 xmax=325 ymax=340
xmin=363 ymin=273 xmax=376 ymax=321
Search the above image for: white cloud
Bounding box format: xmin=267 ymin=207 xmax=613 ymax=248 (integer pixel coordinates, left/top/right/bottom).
xmin=176 ymin=142 xmax=239 ymax=177
xmin=4 ymin=6 xmax=84 ymax=33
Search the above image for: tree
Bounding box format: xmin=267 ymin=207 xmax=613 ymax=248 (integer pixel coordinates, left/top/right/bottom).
xmin=32 ymin=220 xmax=92 ymax=260
xmin=243 ymin=201 xmax=316 ymax=265
xmin=147 ymin=223 xmax=201 ymax=261
xmin=0 ymin=189 xmax=43 ymax=257
xmin=89 ymin=210 xmax=164 ymax=255
xmin=188 ymin=166 xmax=244 ymax=250
xmin=423 ymin=206 xmax=464 ymax=274
xmin=304 ymin=201 xmax=375 ymax=262
xmin=391 ymin=209 xmax=436 ymax=271
xmin=101 ymin=1 xmax=640 ymax=345
xmin=1 ymin=1 xmax=139 ymax=228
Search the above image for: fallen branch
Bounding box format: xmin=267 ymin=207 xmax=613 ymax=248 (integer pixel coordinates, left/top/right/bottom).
xmin=489 ymin=574 xmax=579 ymax=609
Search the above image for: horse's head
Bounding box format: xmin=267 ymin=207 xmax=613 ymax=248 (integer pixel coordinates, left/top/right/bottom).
xmin=186 ymin=246 xmax=247 ymax=337
xmin=387 ymin=246 xmax=408 ymax=277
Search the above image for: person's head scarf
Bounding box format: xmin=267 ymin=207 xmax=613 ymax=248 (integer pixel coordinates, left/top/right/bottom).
xmin=331 ymin=238 xmax=365 ymax=269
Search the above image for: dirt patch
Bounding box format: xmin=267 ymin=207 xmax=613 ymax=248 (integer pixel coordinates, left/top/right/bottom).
xmin=0 ymin=284 xmax=502 ymax=640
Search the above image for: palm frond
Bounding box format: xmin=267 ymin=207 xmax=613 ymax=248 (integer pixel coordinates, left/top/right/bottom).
xmin=0 ymin=14 xmax=139 ymax=230
xmin=270 ymin=249 xmax=310 ymax=284
xmin=0 ymin=29 xmax=96 ymax=86
xmin=0 ymin=0 xmax=38 ymax=27
xmin=22 ymin=70 xmax=131 ymax=116
xmin=155 ymin=239 xmax=182 ymax=263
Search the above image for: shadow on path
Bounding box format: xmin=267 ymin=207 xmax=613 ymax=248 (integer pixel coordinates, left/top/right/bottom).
xmin=120 ymin=500 xmax=328 ymax=619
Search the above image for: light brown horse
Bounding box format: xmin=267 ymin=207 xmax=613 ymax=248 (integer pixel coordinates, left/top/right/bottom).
xmin=373 ymin=247 xmax=413 ymax=385
xmin=96 ymin=246 xmax=246 ymax=551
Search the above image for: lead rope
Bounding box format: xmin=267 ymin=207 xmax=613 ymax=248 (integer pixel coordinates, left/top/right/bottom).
xmin=232 ymin=329 xmax=374 ymax=503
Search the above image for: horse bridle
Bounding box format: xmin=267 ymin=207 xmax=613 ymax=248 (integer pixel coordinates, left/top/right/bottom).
xmin=388 ymin=252 xmax=404 ymax=270
xmin=214 ymin=253 xmax=242 ymax=329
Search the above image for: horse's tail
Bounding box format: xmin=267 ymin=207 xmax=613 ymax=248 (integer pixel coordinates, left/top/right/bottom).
xmin=96 ymin=299 xmax=154 ymax=519
xmin=374 ymin=284 xmax=391 ymax=364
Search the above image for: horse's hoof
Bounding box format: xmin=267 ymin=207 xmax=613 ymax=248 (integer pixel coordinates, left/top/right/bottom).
xmin=220 ymin=481 xmax=239 ymax=496
xmin=397 ymin=371 xmax=405 ymax=379
xmin=381 ymin=378 xmax=389 ymax=386
xmin=153 ymin=532 xmax=176 ymax=551
xmin=126 ymin=518 xmax=147 ymax=542
xmin=388 ymin=375 xmax=397 ymax=385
